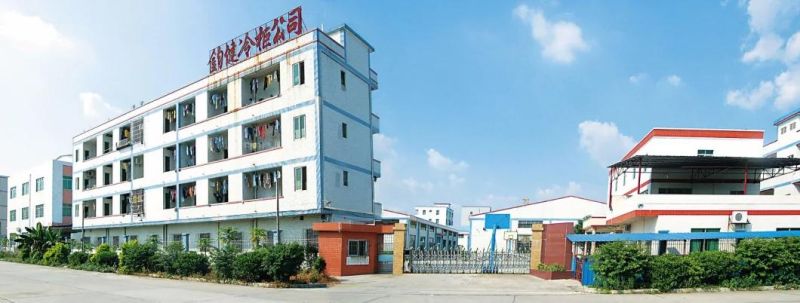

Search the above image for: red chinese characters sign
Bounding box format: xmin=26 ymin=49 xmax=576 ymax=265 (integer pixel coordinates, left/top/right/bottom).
xmin=208 ymin=6 xmax=304 ymax=74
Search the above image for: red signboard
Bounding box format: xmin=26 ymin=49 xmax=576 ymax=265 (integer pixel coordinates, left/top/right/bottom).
xmin=208 ymin=6 xmax=305 ymax=74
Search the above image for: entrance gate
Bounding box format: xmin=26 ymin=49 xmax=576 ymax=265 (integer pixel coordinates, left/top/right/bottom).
xmin=406 ymin=248 xmax=530 ymax=274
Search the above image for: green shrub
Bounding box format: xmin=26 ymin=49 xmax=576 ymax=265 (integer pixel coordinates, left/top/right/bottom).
xmin=688 ymin=251 xmax=738 ymax=286
xmin=537 ymin=263 xmax=566 ymax=272
xmin=264 ymin=243 xmax=305 ymax=282
xmin=91 ymin=244 xmax=118 ymax=267
xmin=211 ymin=244 xmax=239 ymax=280
xmin=649 ymin=254 xmax=702 ymax=291
xmin=119 ymin=240 xmax=159 ymax=273
xmin=734 ymin=238 xmax=800 ymax=285
xmin=157 ymin=242 xmax=186 ymax=275
xmin=311 ymin=256 xmax=326 ymax=273
xmin=42 ymin=242 xmax=70 ymax=265
xmin=233 ymin=248 xmax=270 ymax=282
xmin=68 ymin=251 xmax=89 ymax=266
xmin=173 ymin=252 xmax=210 ymax=277
xmin=592 ymin=242 xmax=650 ymax=290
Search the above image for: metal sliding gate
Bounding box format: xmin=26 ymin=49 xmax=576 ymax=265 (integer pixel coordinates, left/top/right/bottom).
xmin=406 ymin=249 xmax=530 ymax=274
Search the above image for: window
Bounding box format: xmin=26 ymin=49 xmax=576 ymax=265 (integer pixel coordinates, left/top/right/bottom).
xmin=120 ymin=159 xmax=131 ymax=182
xmin=21 ymin=207 xmax=29 ymax=220
xmin=209 ymin=176 xmax=229 ymax=204
xmin=347 ymin=240 xmax=369 ymax=265
xmin=9 ymin=210 xmax=15 ymax=222
xmin=127 ymin=235 xmax=138 ymax=242
xmin=243 ymin=168 xmax=281 ymax=200
xmin=208 ymin=131 xmax=228 ymax=162
xmin=436 ymin=210 xmax=439 ymax=215
xmin=341 ymin=123 xmax=348 ymax=138
xmin=62 ymin=204 xmax=71 ymax=217
xmin=118 ymin=124 xmax=132 ymax=150
xmin=103 ymin=197 xmax=112 ymax=216
xmin=435 ymin=219 xmax=439 ymax=223
xmin=792 ymin=122 xmax=797 ymax=131
xmin=102 ymin=132 xmax=113 ymax=154
xmin=35 ymin=177 xmax=44 ymax=192
xmin=75 ymin=177 xmax=80 ymax=190
xmin=340 ymin=70 xmax=346 ymax=89
xmin=422 ymin=210 xmax=426 ymax=215
xmin=9 ymin=187 xmax=15 ymax=199
xmin=103 ymin=164 xmax=113 ymax=185
xmin=74 ymin=150 xmax=79 ymax=162
xmin=690 ymin=228 xmax=721 ymax=252
xmin=22 ymin=182 xmax=29 ymax=195
xmin=295 ymin=166 xmax=307 ymax=191
xmin=242 ymin=118 xmax=281 ymax=154
xmin=518 ymin=220 xmax=543 ymax=229
xmin=62 ymin=177 xmax=72 ymax=190
xmin=781 ymin=127 xmax=787 ymax=134
xmin=164 ymin=186 xmax=177 ymax=209
xmin=292 ymin=61 xmax=305 ymax=85
xmin=343 ymin=170 xmax=349 ymax=187
xmin=697 ymin=149 xmax=714 ymax=157
xmin=163 ymin=146 xmax=176 ymax=172
xmin=178 ymin=140 xmax=196 ymax=168
xmin=112 ymin=236 xmax=120 ymax=247
xmin=35 ymin=204 xmax=44 ymax=218
xmin=163 ymin=107 xmax=177 ymax=133
xmin=293 ymin=115 xmax=306 ymax=139
xmin=120 ymin=193 xmax=131 ymax=214
xmin=133 ymin=155 xmax=144 ymax=179
xmin=179 ymin=182 xmax=197 ymax=207
xmin=74 ymin=204 xmax=80 ymax=217
xmin=658 ymin=188 xmax=692 ymax=194
xmin=178 ymin=99 xmax=196 ymax=128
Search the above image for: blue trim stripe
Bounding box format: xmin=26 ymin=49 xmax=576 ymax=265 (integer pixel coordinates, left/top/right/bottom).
xmin=78 ymin=208 xmax=322 ymax=230
xmin=568 ymin=230 xmax=800 ymax=242
xmin=322 ymin=101 xmax=370 ymax=128
xmin=323 ymin=156 xmax=371 ymax=175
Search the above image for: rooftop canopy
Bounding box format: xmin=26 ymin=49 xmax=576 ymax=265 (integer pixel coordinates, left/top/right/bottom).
xmin=609 ymin=155 xmax=800 ymax=169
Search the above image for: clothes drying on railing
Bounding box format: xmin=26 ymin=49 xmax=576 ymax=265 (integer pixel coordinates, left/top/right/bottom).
xmin=164 ymin=109 xmax=177 ymax=122
xmin=182 ymin=103 xmax=194 ymax=117
xmin=209 ymin=136 xmax=226 ymax=153
xmin=184 ymin=145 xmax=196 ymax=166
xmin=211 ymin=179 xmax=228 ymax=203
xmin=181 ymin=185 xmax=195 ymax=199
xmin=211 ymin=93 xmax=227 ymax=111
xmin=246 ymin=171 xmax=275 ymax=189
xmin=250 ymin=78 xmax=260 ymax=102
xmin=264 ymin=70 xmax=279 ymax=89
xmin=243 ymin=120 xmax=281 ymax=152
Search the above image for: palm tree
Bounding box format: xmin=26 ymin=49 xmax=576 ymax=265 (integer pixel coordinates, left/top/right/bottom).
xmin=14 ymin=223 xmax=62 ymax=259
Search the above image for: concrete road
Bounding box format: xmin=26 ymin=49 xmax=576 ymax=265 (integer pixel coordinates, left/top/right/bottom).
xmin=1 ymin=262 xmax=800 ymax=302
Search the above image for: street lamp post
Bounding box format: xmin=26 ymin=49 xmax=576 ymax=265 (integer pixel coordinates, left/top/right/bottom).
xmin=273 ymin=170 xmax=281 ymax=244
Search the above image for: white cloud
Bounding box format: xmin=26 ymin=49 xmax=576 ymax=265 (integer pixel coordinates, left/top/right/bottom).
xmin=536 ymin=181 xmax=582 ymax=200
xmin=80 ymin=92 xmax=120 ymax=120
xmin=785 ymin=31 xmax=800 ymax=63
xmin=745 ymin=0 xmax=800 ymax=35
xmin=742 ymin=33 xmax=785 ymax=62
xmin=373 ymin=134 xmax=398 ymax=159
xmin=628 ymin=73 xmax=647 ymax=84
xmin=513 ymin=4 xmax=589 ymax=64
xmin=401 ymin=177 xmax=434 ymax=193
xmin=0 ymin=9 xmax=74 ymax=51
xmin=665 ymin=74 xmax=682 ymax=86
xmin=726 ymin=81 xmax=775 ymax=110
xmin=578 ymin=121 xmax=635 ymax=166
xmin=774 ymin=66 xmax=800 ymax=110
xmin=448 ymin=173 xmax=465 ymax=186
xmin=426 ymin=148 xmax=468 ymax=173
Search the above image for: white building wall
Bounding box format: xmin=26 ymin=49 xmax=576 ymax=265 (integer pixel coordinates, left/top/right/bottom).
xmin=762 ymin=115 xmax=800 ymax=196
xmin=70 ymin=26 xmax=379 ymax=241
xmin=469 ymin=197 xmax=606 ymax=251
xmin=460 ymin=206 xmax=490 ymax=226
xmin=7 ymin=159 xmax=70 ymax=235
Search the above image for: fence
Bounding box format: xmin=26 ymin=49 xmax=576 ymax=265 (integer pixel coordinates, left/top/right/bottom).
xmin=568 ymin=230 xmax=800 ymax=256
xmin=406 ymin=248 xmax=531 ymax=274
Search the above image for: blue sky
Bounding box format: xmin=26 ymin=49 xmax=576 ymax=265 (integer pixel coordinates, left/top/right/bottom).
xmin=1 ymin=1 xmax=799 ymax=226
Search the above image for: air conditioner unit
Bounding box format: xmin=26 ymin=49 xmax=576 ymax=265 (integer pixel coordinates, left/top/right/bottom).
xmin=504 ymin=231 xmax=518 ymax=240
xmin=731 ymin=211 xmax=748 ymax=224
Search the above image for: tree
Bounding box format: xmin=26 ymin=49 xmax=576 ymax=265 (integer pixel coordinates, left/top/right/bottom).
xmin=14 ymin=223 xmax=63 ymax=260
xmin=250 ymin=227 xmax=267 ymax=249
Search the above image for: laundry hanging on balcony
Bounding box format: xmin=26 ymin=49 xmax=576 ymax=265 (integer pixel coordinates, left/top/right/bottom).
xmin=264 ymin=70 xmax=279 ymax=89
xmin=181 ymin=185 xmax=195 ymax=199
xmin=164 ymin=109 xmax=177 ymax=122
xmin=211 ymin=93 xmax=227 ymax=110
xmin=209 ymin=136 xmax=226 ymax=153
xmin=250 ymin=78 xmax=260 ymax=102
xmin=211 ymin=179 xmax=228 ymax=203
xmin=182 ymin=103 xmax=194 ymax=117
xmin=246 ymin=172 xmax=274 ymax=189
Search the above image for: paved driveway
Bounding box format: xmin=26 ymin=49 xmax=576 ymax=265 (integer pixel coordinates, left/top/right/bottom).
xmin=1 ymin=262 xmax=800 ymax=302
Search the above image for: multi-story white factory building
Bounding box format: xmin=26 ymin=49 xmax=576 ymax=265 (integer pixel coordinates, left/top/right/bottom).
xmin=762 ymin=110 xmax=800 ymax=196
xmin=414 ymin=203 xmax=454 ymax=226
xmin=6 ymin=156 xmax=73 ymax=237
xmin=70 ymin=20 xmax=381 ymax=248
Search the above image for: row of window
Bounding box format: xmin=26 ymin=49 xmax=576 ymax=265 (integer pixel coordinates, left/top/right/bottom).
xmin=76 ymin=61 xmax=319 ymax=166
xmin=77 ymin=166 xmax=351 ymax=218
xmin=780 ymin=122 xmax=797 ymax=135
xmin=8 ymin=177 xmax=72 ymax=200
xmin=7 ymin=204 xmax=67 ymax=222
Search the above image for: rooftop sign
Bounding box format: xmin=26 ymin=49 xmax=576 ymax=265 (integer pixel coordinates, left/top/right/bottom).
xmin=208 ymin=6 xmax=305 ymax=74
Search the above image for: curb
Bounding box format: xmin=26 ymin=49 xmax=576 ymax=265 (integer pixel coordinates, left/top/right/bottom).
xmin=583 ymin=285 xmax=780 ymax=294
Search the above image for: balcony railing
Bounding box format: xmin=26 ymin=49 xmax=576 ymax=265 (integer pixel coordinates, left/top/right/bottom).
xmin=371 ymin=113 xmax=380 ymax=134
xmin=372 ymin=159 xmax=381 ymax=179
xmin=369 ymin=68 xmax=378 ymax=90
